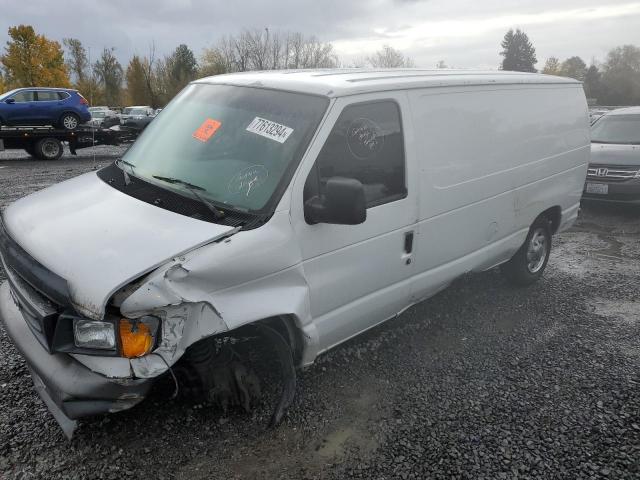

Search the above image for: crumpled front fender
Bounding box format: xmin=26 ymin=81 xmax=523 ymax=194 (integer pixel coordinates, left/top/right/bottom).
xmin=112 ymin=211 xmax=319 ymax=378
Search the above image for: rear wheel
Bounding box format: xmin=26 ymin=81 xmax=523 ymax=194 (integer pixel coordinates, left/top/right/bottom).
xmin=34 ymin=138 xmax=64 ymax=161
xmin=59 ymin=113 xmax=79 ymax=130
xmin=501 ymin=217 xmax=552 ymax=286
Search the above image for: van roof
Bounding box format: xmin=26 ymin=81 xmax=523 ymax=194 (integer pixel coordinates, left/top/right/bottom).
xmin=195 ymin=69 xmax=580 ymax=98
xmin=604 ymin=106 xmax=640 ymax=116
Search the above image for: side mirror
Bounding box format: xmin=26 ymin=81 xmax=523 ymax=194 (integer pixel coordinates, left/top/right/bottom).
xmin=5 ymin=98 xmax=15 ymax=104
xmin=304 ymin=177 xmax=366 ymax=225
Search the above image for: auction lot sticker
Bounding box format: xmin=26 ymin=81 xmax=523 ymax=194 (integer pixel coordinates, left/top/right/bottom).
xmin=193 ymin=118 xmax=222 ymax=142
xmin=246 ymin=117 xmax=293 ymax=143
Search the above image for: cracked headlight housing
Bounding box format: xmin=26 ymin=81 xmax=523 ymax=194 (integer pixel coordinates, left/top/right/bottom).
xmin=119 ymin=316 xmax=160 ymax=358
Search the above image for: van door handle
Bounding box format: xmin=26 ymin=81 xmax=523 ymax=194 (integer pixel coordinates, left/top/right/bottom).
xmin=404 ymin=231 xmax=414 ymax=254
xmin=402 ymin=231 xmax=414 ymax=265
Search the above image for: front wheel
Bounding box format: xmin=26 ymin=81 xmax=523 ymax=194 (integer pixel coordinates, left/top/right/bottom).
xmin=501 ymin=217 xmax=552 ymax=286
xmin=59 ymin=113 xmax=79 ymax=130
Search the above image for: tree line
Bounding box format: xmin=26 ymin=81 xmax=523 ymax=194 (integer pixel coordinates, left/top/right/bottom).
xmin=0 ymin=25 xmax=412 ymax=108
xmin=1 ymin=24 xmax=639 ymax=107
xmin=500 ymin=28 xmax=640 ymax=105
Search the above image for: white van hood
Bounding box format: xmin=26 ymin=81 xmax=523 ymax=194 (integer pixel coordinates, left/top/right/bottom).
xmin=591 ymin=143 xmax=640 ymax=167
xmin=2 ymin=172 xmax=236 ymax=319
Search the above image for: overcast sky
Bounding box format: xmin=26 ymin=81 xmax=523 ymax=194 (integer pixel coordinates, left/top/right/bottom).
xmin=0 ymin=0 xmax=638 ymax=69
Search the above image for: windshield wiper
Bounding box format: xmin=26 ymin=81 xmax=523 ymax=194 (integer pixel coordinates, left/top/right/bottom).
xmin=115 ymin=158 xmax=137 ymax=185
xmin=152 ymin=175 xmax=225 ymax=220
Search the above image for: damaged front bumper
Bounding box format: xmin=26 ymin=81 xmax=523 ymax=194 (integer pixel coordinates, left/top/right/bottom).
xmin=0 ymin=282 xmax=153 ymax=438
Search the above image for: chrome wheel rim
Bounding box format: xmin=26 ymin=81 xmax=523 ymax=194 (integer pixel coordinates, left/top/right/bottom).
xmin=526 ymin=228 xmax=547 ymax=273
xmin=63 ymin=115 xmax=78 ymax=129
xmin=42 ymin=140 xmax=60 ymax=159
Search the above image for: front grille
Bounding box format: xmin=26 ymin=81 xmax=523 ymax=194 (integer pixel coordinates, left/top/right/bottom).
xmin=0 ymin=218 xmax=67 ymax=351
xmin=587 ymin=165 xmax=640 ymax=182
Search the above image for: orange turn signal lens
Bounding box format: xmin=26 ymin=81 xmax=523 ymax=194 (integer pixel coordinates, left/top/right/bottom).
xmin=119 ymin=318 xmax=155 ymax=358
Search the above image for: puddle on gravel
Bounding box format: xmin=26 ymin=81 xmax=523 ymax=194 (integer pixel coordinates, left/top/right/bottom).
xmin=590 ymin=299 xmax=640 ymax=326
xmin=316 ymin=427 xmax=356 ymax=458
xmin=176 ymin=379 xmax=385 ymax=480
xmin=589 ymin=298 xmax=640 ymax=362
xmin=553 ymin=231 xmax=639 ymax=277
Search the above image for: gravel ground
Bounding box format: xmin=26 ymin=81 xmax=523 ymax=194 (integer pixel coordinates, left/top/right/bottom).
xmin=0 ymin=154 xmax=639 ymax=479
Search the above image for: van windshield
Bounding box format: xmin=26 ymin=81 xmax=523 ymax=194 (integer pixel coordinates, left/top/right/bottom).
xmin=121 ymin=83 xmax=328 ymax=212
xmin=591 ymin=114 xmax=640 ymax=144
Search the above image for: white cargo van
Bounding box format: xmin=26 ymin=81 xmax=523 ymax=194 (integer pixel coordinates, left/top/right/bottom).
xmin=0 ymin=69 xmax=589 ymax=436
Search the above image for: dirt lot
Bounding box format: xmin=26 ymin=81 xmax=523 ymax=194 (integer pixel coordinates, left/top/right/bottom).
xmin=0 ymin=153 xmax=639 ymax=480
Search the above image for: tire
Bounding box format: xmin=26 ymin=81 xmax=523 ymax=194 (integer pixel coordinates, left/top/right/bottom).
xmin=59 ymin=112 xmax=80 ymax=130
xmin=34 ymin=138 xmax=64 ymax=161
xmin=501 ymin=217 xmax=552 ymax=286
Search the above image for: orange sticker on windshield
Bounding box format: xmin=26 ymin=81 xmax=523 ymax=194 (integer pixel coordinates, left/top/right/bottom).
xmin=192 ymin=118 xmax=221 ymax=142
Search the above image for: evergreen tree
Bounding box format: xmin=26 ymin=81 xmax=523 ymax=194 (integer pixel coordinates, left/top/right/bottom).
xmin=167 ymin=44 xmax=197 ymax=95
xmin=500 ymin=29 xmax=537 ymax=72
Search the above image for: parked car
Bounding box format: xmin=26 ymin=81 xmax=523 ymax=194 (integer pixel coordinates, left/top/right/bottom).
xmin=119 ymin=105 xmax=153 ymax=125
xmin=589 ymin=108 xmax=609 ymax=125
xmin=88 ymin=106 xmax=110 ymax=113
xmin=0 ymin=70 xmax=589 ymax=437
xmin=0 ymin=87 xmax=91 ymax=130
xmin=89 ymin=109 xmax=120 ymax=128
xmin=122 ymin=106 xmax=156 ymax=131
xmin=583 ymin=107 xmax=640 ymax=204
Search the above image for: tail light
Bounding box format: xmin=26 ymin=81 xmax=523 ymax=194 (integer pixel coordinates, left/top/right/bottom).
xmin=78 ymin=94 xmax=89 ymax=106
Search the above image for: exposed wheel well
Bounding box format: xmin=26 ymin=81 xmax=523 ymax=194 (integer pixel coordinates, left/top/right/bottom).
xmin=181 ymin=315 xmax=305 ymax=367
xmin=175 ymin=315 xmax=301 ymax=426
xmin=58 ymin=111 xmax=79 ymax=120
xmin=538 ymin=206 xmax=561 ymax=234
xmin=255 ymin=315 xmax=305 ymax=366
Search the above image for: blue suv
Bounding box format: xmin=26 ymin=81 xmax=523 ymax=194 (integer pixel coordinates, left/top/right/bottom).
xmin=0 ymin=87 xmax=91 ymax=130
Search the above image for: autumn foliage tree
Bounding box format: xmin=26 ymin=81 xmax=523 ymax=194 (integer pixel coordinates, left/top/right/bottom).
xmin=542 ymin=57 xmax=560 ymax=75
xmin=559 ymin=56 xmax=587 ymax=81
xmin=1 ymin=25 xmax=70 ymax=87
xmin=125 ymin=55 xmax=152 ymax=105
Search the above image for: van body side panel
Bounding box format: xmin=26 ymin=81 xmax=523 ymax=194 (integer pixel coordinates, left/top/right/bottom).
xmin=407 ymin=84 xmax=589 ymax=300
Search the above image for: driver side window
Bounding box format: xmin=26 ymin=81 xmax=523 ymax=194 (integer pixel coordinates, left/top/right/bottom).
xmin=305 ymin=100 xmax=406 ymax=208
